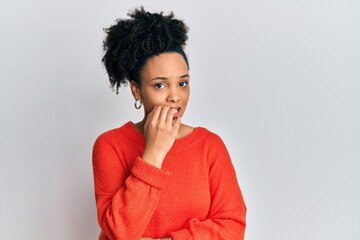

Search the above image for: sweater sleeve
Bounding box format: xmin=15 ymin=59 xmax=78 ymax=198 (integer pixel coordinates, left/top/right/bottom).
xmin=168 ymin=134 xmax=247 ymax=240
xmin=92 ymin=134 xmax=170 ymax=240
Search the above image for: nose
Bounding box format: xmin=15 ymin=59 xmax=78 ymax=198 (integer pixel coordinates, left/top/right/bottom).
xmin=166 ymin=87 xmax=180 ymax=103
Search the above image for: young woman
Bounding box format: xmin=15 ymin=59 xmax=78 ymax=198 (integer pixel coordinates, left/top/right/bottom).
xmin=92 ymin=7 xmax=246 ymax=240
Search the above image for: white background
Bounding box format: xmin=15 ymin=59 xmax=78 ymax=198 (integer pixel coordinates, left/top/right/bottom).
xmin=1 ymin=0 xmax=359 ymax=239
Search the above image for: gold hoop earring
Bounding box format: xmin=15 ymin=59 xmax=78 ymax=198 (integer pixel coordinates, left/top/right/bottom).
xmin=134 ymin=100 xmax=142 ymax=109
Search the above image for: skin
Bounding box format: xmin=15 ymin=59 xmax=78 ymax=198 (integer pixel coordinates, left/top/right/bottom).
xmin=130 ymin=52 xmax=193 ymax=240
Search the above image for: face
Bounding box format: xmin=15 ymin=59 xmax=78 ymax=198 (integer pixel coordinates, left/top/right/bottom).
xmin=131 ymin=52 xmax=190 ymax=119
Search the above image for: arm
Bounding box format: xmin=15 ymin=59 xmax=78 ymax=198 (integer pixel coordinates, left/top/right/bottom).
xmin=93 ymin=136 xmax=170 ymax=240
xmin=167 ymin=135 xmax=247 ymax=240
xmin=93 ymin=106 xmax=181 ymax=240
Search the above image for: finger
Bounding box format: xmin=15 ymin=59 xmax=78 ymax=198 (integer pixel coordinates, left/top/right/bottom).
xmin=172 ymin=116 xmax=182 ymax=135
xmin=145 ymin=106 xmax=160 ymax=127
xmin=149 ymin=106 xmax=161 ymax=122
xmin=159 ymin=106 xmax=170 ymax=123
xmin=165 ymin=108 xmax=177 ymax=126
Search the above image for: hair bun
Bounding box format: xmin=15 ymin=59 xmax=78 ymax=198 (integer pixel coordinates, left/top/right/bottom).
xmin=102 ymin=6 xmax=189 ymax=93
xmin=127 ymin=7 xmax=188 ymax=52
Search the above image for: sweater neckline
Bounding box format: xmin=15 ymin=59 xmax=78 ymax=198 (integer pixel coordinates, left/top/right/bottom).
xmin=122 ymin=121 xmax=208 ymax=153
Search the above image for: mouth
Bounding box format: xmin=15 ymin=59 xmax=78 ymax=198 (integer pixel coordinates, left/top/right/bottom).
xmin=171 ymin=107 xmax=181 ymax=118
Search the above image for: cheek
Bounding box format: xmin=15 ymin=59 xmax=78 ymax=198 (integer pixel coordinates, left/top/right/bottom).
xmin=141 ymin=92 xmax=163 ymax=110
xmin=182 ymin=89 xmax=190 ymax=102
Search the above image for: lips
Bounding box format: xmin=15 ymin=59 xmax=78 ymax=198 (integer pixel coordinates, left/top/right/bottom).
xmin=171 ymin=107 xmax=181 ymax=118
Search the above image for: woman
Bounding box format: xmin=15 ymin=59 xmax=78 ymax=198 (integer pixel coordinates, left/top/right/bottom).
xmin=92 ymin=7 xmax=246 ymax=240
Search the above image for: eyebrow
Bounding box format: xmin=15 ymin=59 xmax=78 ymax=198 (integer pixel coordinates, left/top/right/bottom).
xmin=150 ymin=74 xmax=190 ymax=81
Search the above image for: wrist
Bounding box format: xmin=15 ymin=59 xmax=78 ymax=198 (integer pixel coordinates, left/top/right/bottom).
xmin=142 ymin=149 xmax=165 ymax=168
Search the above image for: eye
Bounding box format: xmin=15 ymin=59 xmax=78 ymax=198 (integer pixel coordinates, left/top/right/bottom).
xmin=154 ymin=83 xmax=166 ymax=89
xmin=179 ymin=81 xmax=189 ymax=88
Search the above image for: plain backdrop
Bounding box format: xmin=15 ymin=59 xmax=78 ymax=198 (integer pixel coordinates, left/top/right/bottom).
xmin=0 ymin=0 xmax=359 ymax=239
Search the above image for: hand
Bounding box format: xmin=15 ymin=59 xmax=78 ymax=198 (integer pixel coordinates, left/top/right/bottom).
xmin=142 ymin=106 xmax=181 ymax=168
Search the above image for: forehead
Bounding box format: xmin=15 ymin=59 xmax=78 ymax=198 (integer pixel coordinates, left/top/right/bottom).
xmin=140 ymin=52 xmax=188 ymax=79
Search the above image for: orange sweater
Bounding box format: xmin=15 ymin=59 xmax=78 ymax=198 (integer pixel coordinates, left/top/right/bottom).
xmin=92 ymin=121 xmax=246 ymax=240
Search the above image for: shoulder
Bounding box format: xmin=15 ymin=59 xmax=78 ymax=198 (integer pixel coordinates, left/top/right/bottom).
xmin=186 ymin=125 xmax=228 ymax=152
xmin=199 ymin=127 xmax=230 ymax=157
xmin=180 ymin=123 xmax=222 ymax=140
xmin=93 ymin=121 xmax=132 ymax=147
xmin=197 ymin=128 xmax=233 ymax=167
xmin=197 ymin=126 xmax=225 ymax=145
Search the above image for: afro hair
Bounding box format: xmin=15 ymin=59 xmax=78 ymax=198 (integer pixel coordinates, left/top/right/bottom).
xmin=102 ymin=6 xmax=190 ymax=94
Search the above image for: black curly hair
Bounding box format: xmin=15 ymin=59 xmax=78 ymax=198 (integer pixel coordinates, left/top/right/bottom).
xmin=102 ymin=6 xmax=190 ymax=94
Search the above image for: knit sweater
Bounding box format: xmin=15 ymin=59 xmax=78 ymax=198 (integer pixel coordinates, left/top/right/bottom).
xmin=92 ymin=121 xmax=246 ymax=240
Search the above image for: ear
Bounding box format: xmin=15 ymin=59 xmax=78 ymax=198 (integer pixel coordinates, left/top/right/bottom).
xmin=130 ymin=80 xmax=141 ymax=100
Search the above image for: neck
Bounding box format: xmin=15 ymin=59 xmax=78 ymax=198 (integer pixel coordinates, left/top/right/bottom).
xmin=133 ymin=117 xmax=146 ymax=135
